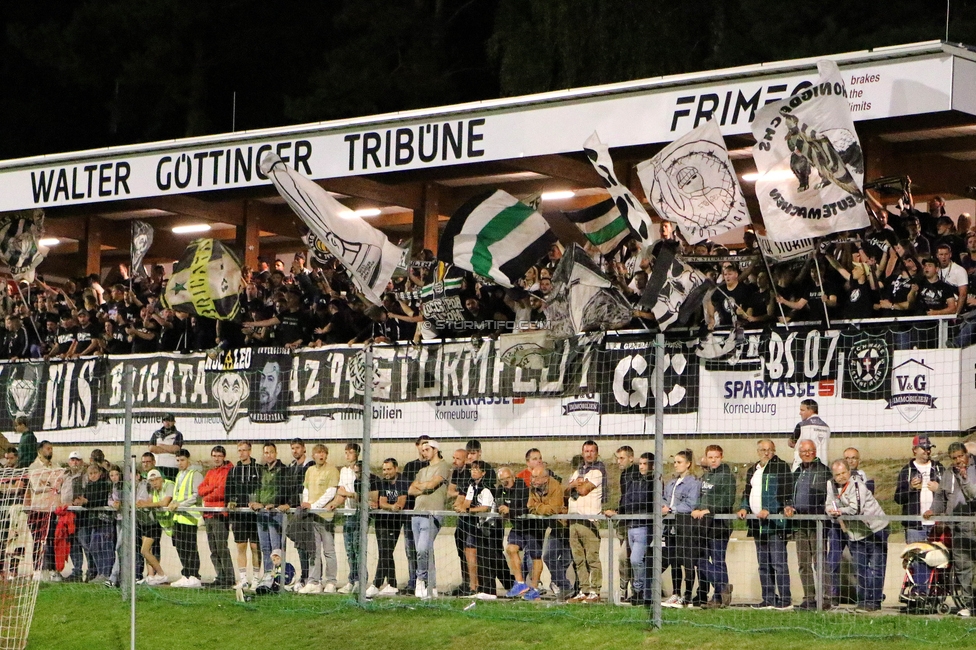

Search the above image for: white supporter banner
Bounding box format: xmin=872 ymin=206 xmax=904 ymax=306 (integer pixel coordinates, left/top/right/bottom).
xmin=751 ymin=60 xmax=870 ymax=241
xmin=0 ymin=52 xmax=958 ymax=212
xmin=756 ymin=233 xmax=815 ymax=262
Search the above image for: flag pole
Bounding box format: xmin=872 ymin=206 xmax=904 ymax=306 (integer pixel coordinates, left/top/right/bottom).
xmin=812 ymin=254 xmax=831 ymax=328
xmin=759 ymin=251 xmax=791 ymax=330
xmin=13 ymin=283 xmax=43 ymax=352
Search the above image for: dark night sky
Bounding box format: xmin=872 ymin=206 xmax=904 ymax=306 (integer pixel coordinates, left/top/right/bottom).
xmin=0 ymin=0 xmax=972 ymax=160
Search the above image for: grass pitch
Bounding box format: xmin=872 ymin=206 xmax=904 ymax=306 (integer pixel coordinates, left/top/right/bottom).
xmin=28 ymin=584 xmax=976 ymax=650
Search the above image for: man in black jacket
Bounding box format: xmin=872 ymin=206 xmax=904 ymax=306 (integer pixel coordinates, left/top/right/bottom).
xmin=785 ymin=440 xmax=832 ymax=610
xmin=737 ymin=440 xmax=794 ymax=610
xmin=497 ymin=467 xmax=538 ymax=599
xmin=225 ymin=441 xmax=262 ymax=589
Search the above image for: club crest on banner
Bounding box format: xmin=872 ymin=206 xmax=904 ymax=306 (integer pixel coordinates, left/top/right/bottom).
xmin=6 ymin=364 xmax=40 ymax=418
xmin=212 ymin=372 xmax=249 ymax=433
xmin=845 ymin=336 xmax=890 ymax=394
xmin=561 ymin=393 xmax=600 ymax=426
xmin=887 ymin=358 xmax=936 ymax=422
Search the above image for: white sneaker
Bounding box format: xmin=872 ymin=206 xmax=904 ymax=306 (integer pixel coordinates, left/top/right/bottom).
xmin=171 ymin=577 xmax=190 ymax=588
xmin=147 ymin=575 xmax=169 ymax=586
xmin=415 ymin=580 xmax=427 ymax=599
xmin=32 ymin=571 xmax=42 ymax=582
xmin=48 ymin=571 xmax=62 ymax=582
xmin=237 ymin=577 xmax=250 ymax=590
xmin=959 ymin=608 xmax=972 ymax=617
xmin=475 ymin=592 xmax=497 ymax=600
xmin=183 ymin=577 xmax=202 ymax=589
xmin=365 ymin=585 xmax=380 ymax=598
xmin=662 ymin=594 xmax=683 ymax=609
xmin=299 ymin=581 xmax=324 ymax=594
xmin=338 ymin=581 xmax=357 ymax=594
xmin=379 ymin=585 xmax=399 ymax=596
xmin=323 ymin=582 xmax=337 ymax=594
xmin=430 ymin=588 xmax=438 ymax=599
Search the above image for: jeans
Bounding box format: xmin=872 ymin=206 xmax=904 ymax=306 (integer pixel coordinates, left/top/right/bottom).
xmin=257 ymin=511 xmax=284 ymax=572
xmin=953 ymin=535 xmax=975 ymax=609
xmin=543 ymin=527 xmax=573 ymax=592
xmin=70 ymin=526 xmax=96 ymax=579
xmin=849 ymin=528 xmax=889 ymax=608
xmin=411 ymin=515 xmax=442 ymax=587
xmin=344 ymin=514 xmax=361 ymax=583
xmin=309 ymin=518 xmax=337 ymax=585
xmin=403 ymin=521 xmax=417 ymax=587
xmin=700 ymin=536 xmax=729 ymax=599
xmin=87 ymin=522 xmax=115 ymax=578
xmin=756 ymin=534 xmax=791 ymax=606
xmin=628 ymin=526 xmax=648 ymax=600
xmin=826 ymin=525 xmax=847 ymax=598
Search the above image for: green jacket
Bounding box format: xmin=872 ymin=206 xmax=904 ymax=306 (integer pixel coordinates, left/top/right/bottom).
xmin=255 ymin=460 xmax=285 ymax=505
xmin=698 ymin=463 xmax=736 ymax=538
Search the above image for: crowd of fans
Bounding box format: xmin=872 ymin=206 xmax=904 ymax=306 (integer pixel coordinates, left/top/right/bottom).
xmin=12 ymin=405 xmax=976 ymax=616
xmin=0 ymin=185 xmax=970 ymax=358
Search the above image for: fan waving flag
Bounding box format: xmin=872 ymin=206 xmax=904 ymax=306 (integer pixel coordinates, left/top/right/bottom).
xmin=636 ymin=119 xmax=748 ymax=244
xmin=0 ymin=209 xmax=48 ymax=283
xmin=163 ymin=238 xmax=243 ymax=320
xmin=639 ymin=242 xmax=712 ymax=330
xmin=544 ymin=244 xmax=633 ymax=338
xmin=260 ymin=152 xmax=405 ymax=304
xmin=751 ymin=60 xmax=869 ymax=241
xmin=130 ymin=220 xmax=154 ymax=278
xmin=563 ymin=198 xmax=630 ymax=256
xmin=583 ymin=132 xmax=656 ymax=245
xmin=439 ymin=190 xmax=557 ymax=287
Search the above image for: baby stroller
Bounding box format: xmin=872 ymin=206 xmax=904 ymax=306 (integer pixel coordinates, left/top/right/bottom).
xmin=898 ymin=541 xmax=957 ymax=614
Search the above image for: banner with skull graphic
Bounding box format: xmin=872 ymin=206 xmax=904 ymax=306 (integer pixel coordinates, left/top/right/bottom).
xmin=751 ymin=59 xmax=869 ymax=241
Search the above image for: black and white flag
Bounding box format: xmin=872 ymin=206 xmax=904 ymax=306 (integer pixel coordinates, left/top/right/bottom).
xmin=639 ymin=242 xmax=712 ymax=330
xmin=0 ymin=209 xmax=48 ymax=283
xmin=261 ymin=152 xmax=405 ymax=304
xmin=751 ymin=60 xmax=869 ymax=241
xmin=583 ymin=132 xmax=656 ymax=245
xmin=130 ymin=220 xmax=154 ymax=278
xmin=636 ymin=119 xmax=748 ymax=244
xmin=295 ymin=221 xmax=335 ymax=266
xmin=544 ymin=244 xmax=633 ymax=338
xmin=439 ymin=190 xmax=556 ymax=288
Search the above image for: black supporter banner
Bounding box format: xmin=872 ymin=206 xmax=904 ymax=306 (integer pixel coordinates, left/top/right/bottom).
xmin=2 ymin=358 xmax=98 ymax=431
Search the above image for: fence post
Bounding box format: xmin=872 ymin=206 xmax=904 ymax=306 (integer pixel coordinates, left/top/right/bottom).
xmin=122 ymin=366 xmax=136 ymax=650
xmin=651 ymin=333 xmax=665 ymax=629
xmin=815 ymin=517 xmax=824 ymax=611
xmin=357 ymin=346 xmax=373 ymax=605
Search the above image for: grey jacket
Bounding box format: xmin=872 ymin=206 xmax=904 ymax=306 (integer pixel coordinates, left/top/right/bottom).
xmin=827 ymin=479 xmax=888 ymax=541
xmin=931 ymin=454 xmax=976 ymax=538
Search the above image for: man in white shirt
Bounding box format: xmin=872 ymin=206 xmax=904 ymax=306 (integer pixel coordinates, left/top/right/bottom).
xmin=567 ymin=440 xmax=604 ymax=603
xmin=936 ymin=243 xmax=968 ymax=315
xmin=336 ymin=443 xmax=362 ymax=594
xmin=788 ymin=400 xmax=830 ymax=471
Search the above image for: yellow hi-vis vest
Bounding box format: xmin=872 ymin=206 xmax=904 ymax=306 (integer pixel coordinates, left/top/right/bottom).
xmin=173 ymin=470 xmax=203 ymax=527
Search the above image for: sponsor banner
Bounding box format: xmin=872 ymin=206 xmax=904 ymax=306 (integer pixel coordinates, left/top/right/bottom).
xmin=0 ymin=53 xmax=955 ymax=212
xmin=3 ymin=359 xmax=98 ymax=431
xmin=599 ymin=334 xmax=698 ymax=415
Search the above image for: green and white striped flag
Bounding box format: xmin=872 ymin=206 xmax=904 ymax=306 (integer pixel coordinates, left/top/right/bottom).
xmin=439 ymin=190 xmax=557 ymax=287
xmin=563 ymin=198 xmax=630 ymax=255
